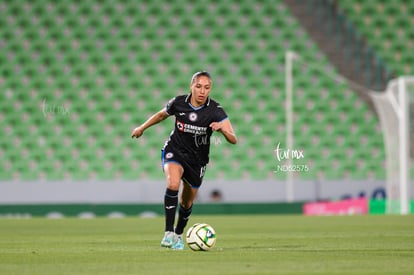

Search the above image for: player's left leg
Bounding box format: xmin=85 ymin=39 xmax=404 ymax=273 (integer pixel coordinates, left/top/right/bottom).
xmin=171 ymin=182 xmax=198 ymax=250
xmin=175 ymin=182 xmax=197 ymax=235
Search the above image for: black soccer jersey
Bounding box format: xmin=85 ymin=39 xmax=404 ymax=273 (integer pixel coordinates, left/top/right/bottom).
xmin=163 ymin=94 xmax=228 ymax=164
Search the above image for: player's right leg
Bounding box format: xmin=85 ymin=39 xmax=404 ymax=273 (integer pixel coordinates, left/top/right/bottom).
xmin=161 ymin=162 xmax=183 ymax=247
xmin=160 ymin=231 xmax=174 ymax=248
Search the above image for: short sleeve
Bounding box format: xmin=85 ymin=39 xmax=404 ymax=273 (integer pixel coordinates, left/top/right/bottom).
xmin=165 ymin=97 xmax=176 ymax=115
xmin=214 ymin=103 xmax=228 ymax=122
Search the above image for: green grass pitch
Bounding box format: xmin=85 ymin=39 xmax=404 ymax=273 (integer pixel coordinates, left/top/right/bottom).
xmin=0 ymin=215 xmax=413 ymax=274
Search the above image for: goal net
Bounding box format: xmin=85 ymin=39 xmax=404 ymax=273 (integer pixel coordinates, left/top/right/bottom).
xmin=370 ymin=77 xmax=414 ymax=214
xmin=285 ymin=52 xmax=413 ymax=213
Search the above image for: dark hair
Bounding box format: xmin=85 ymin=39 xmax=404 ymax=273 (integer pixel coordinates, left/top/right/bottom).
xmin=190 ymin=71 xmax=212 ymax=84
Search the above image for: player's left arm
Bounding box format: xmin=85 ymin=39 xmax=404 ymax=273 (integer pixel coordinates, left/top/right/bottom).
xmin=210 ymin=118 xmax=237 ymax=144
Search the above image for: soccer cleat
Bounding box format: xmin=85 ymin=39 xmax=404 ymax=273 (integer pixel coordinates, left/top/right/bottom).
xmin=160 ymin=231 xmax=174 ymax=248
xmin=171 ymin=234 xmax=184 ymax=250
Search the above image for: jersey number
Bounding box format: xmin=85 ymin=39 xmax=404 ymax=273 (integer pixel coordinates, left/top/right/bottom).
xmin=200 ymin=165 xmax=207 ymax=178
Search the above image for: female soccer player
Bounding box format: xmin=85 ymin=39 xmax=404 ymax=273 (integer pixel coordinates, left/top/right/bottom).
xmin=131 ymin=71 xmax=237 ymax=250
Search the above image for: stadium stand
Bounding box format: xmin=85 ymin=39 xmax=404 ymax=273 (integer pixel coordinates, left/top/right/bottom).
xmin=338 ymin=0 xmax=414 ymax=76
xmin=0 ymin=0 xmax=390 ymax=181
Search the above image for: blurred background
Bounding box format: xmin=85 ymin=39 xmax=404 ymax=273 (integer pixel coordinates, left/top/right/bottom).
xmin=0 ymin=0 xmax=413 ymax=216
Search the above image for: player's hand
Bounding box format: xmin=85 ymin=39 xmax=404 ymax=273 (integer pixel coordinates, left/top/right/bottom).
xmin=131 ymin=126 xmax=144 ymax=138
xmin=209 ymin=122 xmax=222 ymax=132
xmin=210 ymin=119 xmax=237 ymax=144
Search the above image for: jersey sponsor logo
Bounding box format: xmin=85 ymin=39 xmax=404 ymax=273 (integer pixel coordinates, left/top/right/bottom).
xmin=177 ymin=121 xmax=185 ymax=131
xmin=176 ymin=120 xmax=207 ymax=135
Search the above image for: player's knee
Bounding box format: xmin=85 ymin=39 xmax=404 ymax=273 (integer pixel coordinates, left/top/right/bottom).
xmin=164 ymin=163 xmax=183 ymax=190
xmin=166 ymin=176 xmax=181 ymax=190
xmin=167 ymin=183 xmax=180 ymax=191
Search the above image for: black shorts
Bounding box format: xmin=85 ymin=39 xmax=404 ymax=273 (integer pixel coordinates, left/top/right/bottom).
xmin=161 ymin=149 xmax=207 ymax=188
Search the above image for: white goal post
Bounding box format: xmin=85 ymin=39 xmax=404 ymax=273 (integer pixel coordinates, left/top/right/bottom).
xmin=285 ymin=51 xmax=413 ymax=214
xmin=370 ymin=77 xmax=414 ymax=215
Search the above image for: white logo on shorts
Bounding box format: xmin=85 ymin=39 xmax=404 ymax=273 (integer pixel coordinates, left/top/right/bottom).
xmin=166 ymin=152 xmax=174 ymax=159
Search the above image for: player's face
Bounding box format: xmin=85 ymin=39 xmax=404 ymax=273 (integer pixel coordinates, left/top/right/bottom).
xmin=190 ymin=75 xmax=211 ymax=106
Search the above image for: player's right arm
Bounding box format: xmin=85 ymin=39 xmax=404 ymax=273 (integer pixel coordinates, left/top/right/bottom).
xmin=131 ymin=108 xmax=170 ymax=138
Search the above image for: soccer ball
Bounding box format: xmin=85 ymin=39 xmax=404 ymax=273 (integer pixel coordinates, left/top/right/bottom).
xmin=186 ymin=223 xmax=216 ymax=251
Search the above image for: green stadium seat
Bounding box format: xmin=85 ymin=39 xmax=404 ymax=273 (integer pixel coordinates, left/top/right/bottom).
xmin=0 ymin=0 xmax=392 ymax=181
xmin=339 ymin=0 xmax=414 ymax=75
